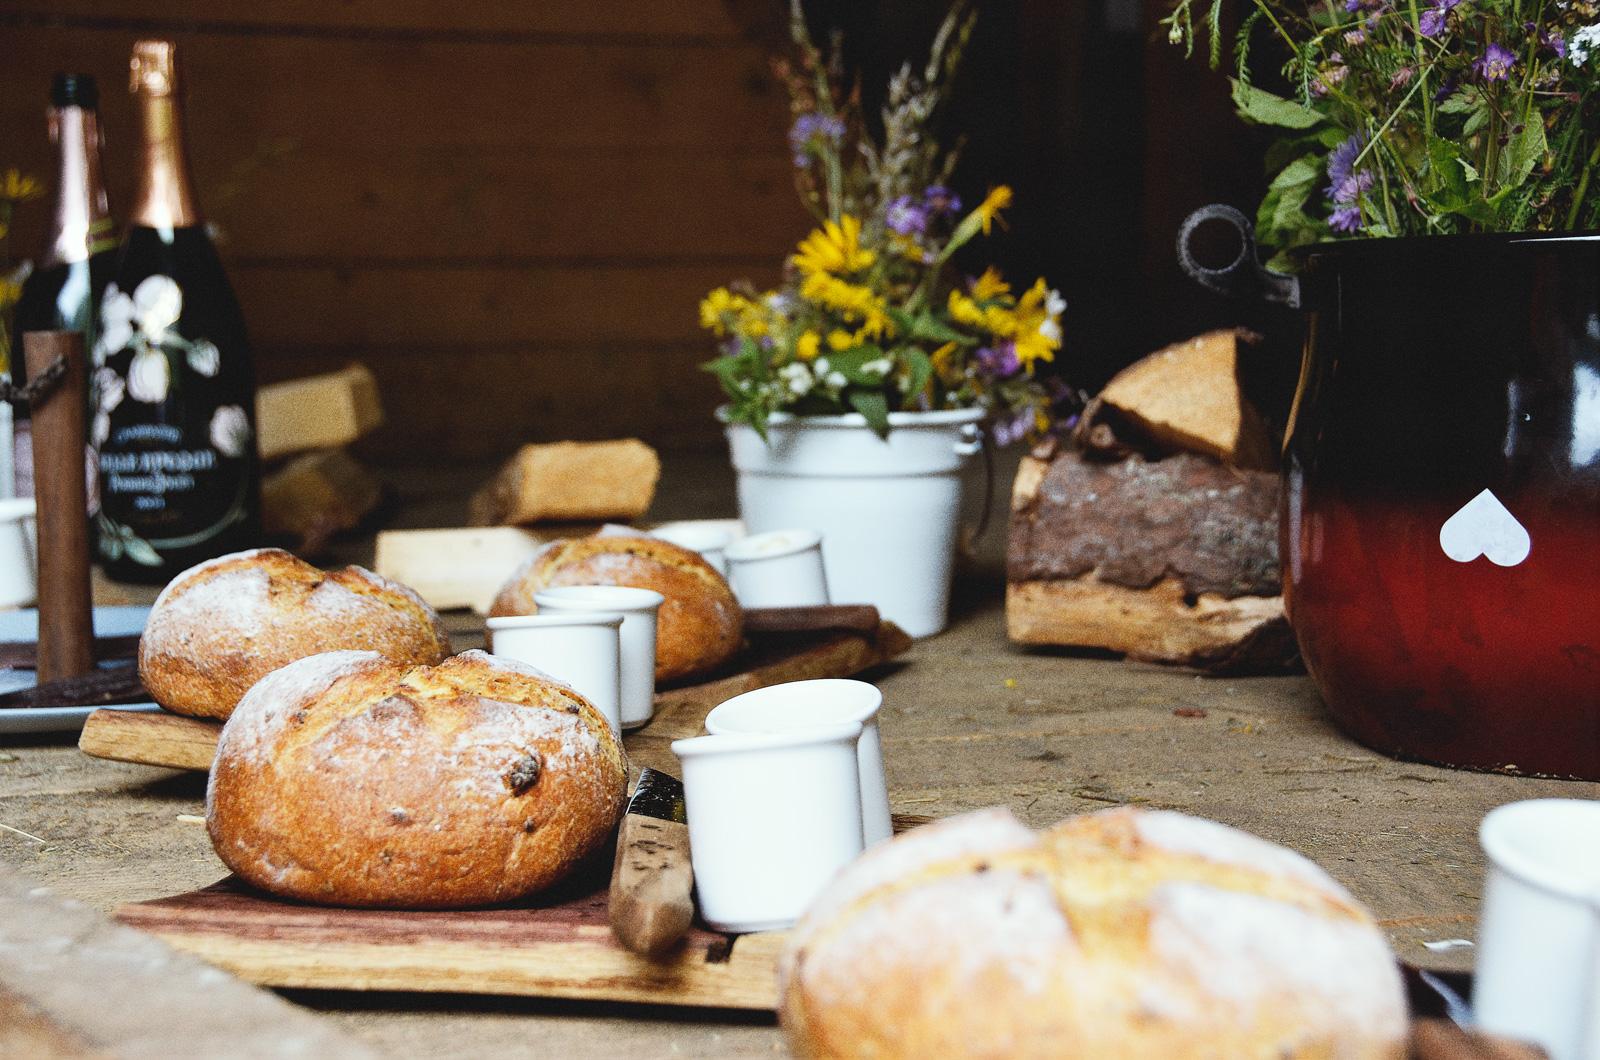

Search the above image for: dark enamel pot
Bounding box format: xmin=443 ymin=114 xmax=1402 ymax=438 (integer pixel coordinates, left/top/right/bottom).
xmin=1181 ymin=210 xmax=1600 ymax=779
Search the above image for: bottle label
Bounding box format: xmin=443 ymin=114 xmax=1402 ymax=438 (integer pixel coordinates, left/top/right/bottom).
xmin=93 ymin=273 xmax=252 ymax=567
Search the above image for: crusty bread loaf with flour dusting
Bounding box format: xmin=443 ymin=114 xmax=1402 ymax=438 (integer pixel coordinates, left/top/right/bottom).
xmin=489 ymin=530 xmax=741 ymax=682
xmin=207 ymin=649 xmax=627 ymax=908
xmin=140 ymin=548 xmax=451 ymax=720
xmin=779 ymin=806 xmax=1407 ymax=1059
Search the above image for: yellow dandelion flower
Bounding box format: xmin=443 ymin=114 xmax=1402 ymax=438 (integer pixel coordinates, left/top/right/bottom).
xmin=970 ymin=267 xmax=1011 ymax=302
xmin=827 ymin=329 xmax=856 ymax=351
xmin=974 ymin=185 xmax=1013 ymax=236
xmin=1010 ymin=278 xmax=1061 ymax=369
xmin=699 ymin=287 xmax=739 ymax=335
xmin=792 ymin=215 xmax=876 ymax=277
xmin=795 ymin=331 xmax=821 ymax=361
xmin=947 ymin=288 xmax=986 ymax=329
xmin=799 ymin=272 xmax=894 ymax=339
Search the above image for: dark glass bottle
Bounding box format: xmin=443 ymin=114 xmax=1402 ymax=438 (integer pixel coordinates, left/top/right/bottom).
xmin=95 ymin=40 xmax=260 ymax=582
xmin=11 ymin=73 xmax=118 ymax=500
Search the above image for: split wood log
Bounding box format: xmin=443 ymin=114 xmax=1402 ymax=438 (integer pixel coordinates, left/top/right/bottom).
xmin=255 ymin=364 xmax=382 ymax=461
xmin=468 ymin=439 xmax=660 ymax=526
xmin=1098 ymin=328 xmax=1276 ymax=469
xmin=261 ymin=448 xmax=381 ymax=555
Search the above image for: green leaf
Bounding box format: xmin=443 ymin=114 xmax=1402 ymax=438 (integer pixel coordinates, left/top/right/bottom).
xmin=899 ymin=347 xmax=933 ymax=406
xmin=823 ymin=345 xmax=891 ymax=386
xmin=122 ymin=535 xmax=163 ymax=567
xmin=847 ymin=389 xmax=891 ymax=437
xmin=1231 ymin=79 xmax=1323 ymax=129
xmin=904 ymin=312 xmax=968 ymax=345
xmin=1498 ymin=119 xmax=1548 ymax=190
xmin=1436 ymin=88 xmax=1480 ymax=115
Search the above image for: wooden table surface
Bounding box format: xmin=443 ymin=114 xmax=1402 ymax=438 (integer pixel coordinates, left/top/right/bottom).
xmin=2 ymin=456 xmax=1595 ymax=1057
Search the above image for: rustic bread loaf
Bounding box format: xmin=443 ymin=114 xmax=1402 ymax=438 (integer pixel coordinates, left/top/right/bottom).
xmin=488 ymin=531 xmax=742 ymax=682
xmin=140 ymin=548 xmax=452 ymax=720
xmin=779 ymin=806 xmax=1407 ymax=1059
xmin=206 ymin=649 xmax=627 ymax=908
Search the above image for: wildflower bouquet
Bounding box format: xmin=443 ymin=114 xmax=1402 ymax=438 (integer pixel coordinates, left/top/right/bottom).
xmin=1165 ymin=0 xmax=1600 ymax=263
xmin=700 ymin=2 xmax=1072 ymax=443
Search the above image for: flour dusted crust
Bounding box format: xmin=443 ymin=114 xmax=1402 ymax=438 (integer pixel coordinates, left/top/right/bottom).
xmin=206 ymin=649 xmax=627 ymax=909
xmin=139 ymin=548 xmax=452 ymax=720
xmin=488 ymin=532 xmax=742 ymax=682
xmin=779 ymin=806 xmax=1407 ymax=1060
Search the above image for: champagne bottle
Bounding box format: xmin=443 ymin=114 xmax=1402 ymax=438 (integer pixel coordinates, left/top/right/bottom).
xmin=11 ymin=73 xmax=118 ymax=500
xmin=95 ymin=40 xmax=259 ymax=582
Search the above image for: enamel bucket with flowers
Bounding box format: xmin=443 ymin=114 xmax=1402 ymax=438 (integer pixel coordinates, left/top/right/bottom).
xmin=701 ymin=3 xmax=1077 ymax=638
xmin=1168 ymin=0 xmax=1600 ymax=776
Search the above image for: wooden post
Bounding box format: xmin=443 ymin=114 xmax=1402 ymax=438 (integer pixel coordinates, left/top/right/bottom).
xmin=23 ymin=331 xmax=94 ymax=682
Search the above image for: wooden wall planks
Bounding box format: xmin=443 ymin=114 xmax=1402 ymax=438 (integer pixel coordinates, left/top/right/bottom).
xmin=0 ymin=1 xmax=804 ymax=461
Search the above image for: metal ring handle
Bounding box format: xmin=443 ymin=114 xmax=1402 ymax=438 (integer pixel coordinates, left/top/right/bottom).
xmin=1176 ymin=204 xmax=1301 ymax=308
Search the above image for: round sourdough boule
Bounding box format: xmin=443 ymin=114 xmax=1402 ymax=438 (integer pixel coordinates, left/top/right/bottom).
xmin=488 ymin=531 xmax=742 ymax=682
xmin=206 ymin=649 xmax=628 ymax=908
xmin=139 ymin=548 xmax=452 ymax=720
xmin=779 ymin=806 xmax=1408 ymax=1060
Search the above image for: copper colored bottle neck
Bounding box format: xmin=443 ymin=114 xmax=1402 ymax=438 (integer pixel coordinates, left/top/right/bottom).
xmin=129 ymin=40 xmax=199 ymax=229
xmin=42 ymin=105 xmax=114 ymax=268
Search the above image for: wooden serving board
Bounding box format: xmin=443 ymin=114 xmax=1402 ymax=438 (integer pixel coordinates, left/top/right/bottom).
xmin=115 ymin=874 xmax=787 ymax=1011
xmin=78 ymin=620 xmax=913 ymax=774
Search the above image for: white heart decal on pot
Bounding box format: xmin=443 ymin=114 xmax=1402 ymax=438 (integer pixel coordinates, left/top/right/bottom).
xmin=1438 ymin=489 xmax=1531 ymax=567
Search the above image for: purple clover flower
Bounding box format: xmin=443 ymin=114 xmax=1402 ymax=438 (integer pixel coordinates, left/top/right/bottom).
xmin=885 ymin=194 xmax=929 ymax=235
xmin=923 ymin=185 xmax=962 ymax=215
xmin=1328 ymin=205 xmax=1365 ymax=233
xmin=788 ymin=114 xmax=846 ymax=168
xmin=1474 ymin=42 xmax=1517 ymax=80
xmin=976 ymin=341 xmax=1021 ymax=380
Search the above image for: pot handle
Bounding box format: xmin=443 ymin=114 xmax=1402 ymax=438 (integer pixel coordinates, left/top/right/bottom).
xmin=1176 ymin=204 xmax=1301 ymax=308
xmin=953 ymin=422 xmax=984 ymax=457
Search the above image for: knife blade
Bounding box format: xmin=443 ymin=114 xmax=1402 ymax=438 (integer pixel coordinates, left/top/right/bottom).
xmin=609 ymin=767 xmax=694 ymax=958
xmin=0 ymin=665 xmax=147 ymax=710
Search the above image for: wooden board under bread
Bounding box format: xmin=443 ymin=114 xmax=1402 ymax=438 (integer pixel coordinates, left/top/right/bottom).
xmin=115 ymin=874 xmax=787 ymax=1011
xmin=78 ymin=620 xmax=913 ymax=774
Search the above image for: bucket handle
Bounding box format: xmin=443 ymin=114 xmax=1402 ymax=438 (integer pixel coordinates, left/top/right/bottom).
xmin=953 ymin=422 xmax=984 ymax=457
xmin=1176 ymin=204 xmax=1301 ymax=308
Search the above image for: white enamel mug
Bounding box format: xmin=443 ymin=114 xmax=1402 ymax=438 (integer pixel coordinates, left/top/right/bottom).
xmin=1474 ymin=798 xmax=1600 ymax=1060
xmin=0 ymin=497 xmax=37 ymax=609
xmin=650 ymin=521 xmax=736 ymax=577
xmin=485 ymin=612 xmax=623 ymax=737
xmin=533 ymin=586 xmax=663 ymax=731
xmin=723 ymin=528 xmax=829 ymax=608
xmin=672 ymin=722 xmax=864 ymax=934
xmin=705 ymin=679 xmax=891 ymax=846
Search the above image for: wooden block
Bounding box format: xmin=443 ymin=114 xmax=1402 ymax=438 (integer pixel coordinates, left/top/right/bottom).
xmin=1007 ymin=447 xmax=1297 ymax=674
xmin=468 ymin=439 xmax=660 ymax=526
xmin=262 ymin=449 xmax=381 ymax=554
xmin=1007 ymin=578 xmax=1294 ymax=673
xmin=78 ymin=709 xmax=223 ymax=773
xmin=0 ymin=867 xmax=374 ymax=1057
xmin=256 ymin=364 xmax=383 ymax=461
xmin=1098 ymin=329 xmax=1276 ymax=469
xmin=373 ymin=526 xmax=552 ymax=612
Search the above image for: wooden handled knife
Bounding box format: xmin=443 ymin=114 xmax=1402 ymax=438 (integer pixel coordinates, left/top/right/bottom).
xmin=609 ymin=767 xmax=694 ymax=958
xmin=742 ymin=604 xmax=880 ymax=636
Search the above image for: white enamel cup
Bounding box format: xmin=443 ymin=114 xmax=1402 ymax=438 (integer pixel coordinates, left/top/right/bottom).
xmin=650 ymin=522 xmax=736 ymax=577
xmin=705 ymin=679 xmax=891 ymax=846
xmin=0 ymin=497 xmax=37 ymax=609
xmin=672 ymin=722 xmax=864 ymax=934
xmin=1474 ymin=798 xmax=1600 ymax=1060
xmin=723 ymin=528 xmax=829 ymax=608
xmin=485 ymin=612 xmax=623 ymax=737
xmin=533 ymin=586 xmax=663 ymax=731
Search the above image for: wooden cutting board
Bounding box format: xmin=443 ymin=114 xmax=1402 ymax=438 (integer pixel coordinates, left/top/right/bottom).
xmin=115 ymin=874 xmax=787 ymax=1010
xmin=78 ymin=619 xmax=912 ymax=773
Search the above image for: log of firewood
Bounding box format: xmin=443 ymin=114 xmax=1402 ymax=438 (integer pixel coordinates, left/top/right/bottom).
xmin=1098 ymin=329 xmax=1276 ymax=470
xmin=256 ymin=364 xmax=383 ymax=461
xmin=468 ymin=439 xmax=660 ymax=526
xmin=1006 ymin=446 xmax=1298 ymax=674
xmin=261 ymin=448 xmax=382 ymax=556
